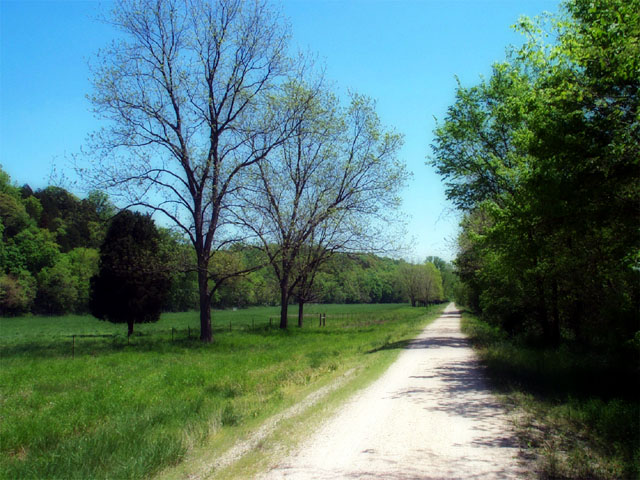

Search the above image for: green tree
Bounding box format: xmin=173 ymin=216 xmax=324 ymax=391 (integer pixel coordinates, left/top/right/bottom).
xmin=35 ymin=257 xmax=78 ymax=315
xmin=426 ymin=256 xmax=459 ymax=301
xmin=66 ymin=248 xmax=100 ymax=312
xmin=0 ymin=193 xmax=32 ymax=238
xmin=90 ymin=211 xmax=170 ymax=336
xmin=10 ymin=228 xmax=60 ymax=274
xmin=431 ymin=0 xmax=639 ymax=346
xmin=400 ymin=262 xmax=444 ymax=307
xmin=0 ymin=271 xmax=36 ymax=316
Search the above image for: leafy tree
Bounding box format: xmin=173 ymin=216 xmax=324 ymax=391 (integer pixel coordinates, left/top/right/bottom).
xmin=90 ymin=211 xmax=170 ymax=336
xmin=22 ymin=196 xmax=43 ymax=224
xmin=83 ymin=0 xmax=317 ymax=342
xmin=400 ymin=262 xmax=444 ymax=307
xmin=0 ymin=167 xmax=20 ymax=196
xmin=421 ymin=262 xmax=444 ymax=305
xmin=425 ymin=256 xmax=459 ymax=300
xmin=35 ymin=257 xmax=78 ymax=315
xmin=66 ymin=248 xmax=100 ymax=312
xmin=431 ymin=0 xmax=639 ymax=346
xmin=35 ymin=186 xmax=108 ymax=252
xmin=0 ymin=193 xmax=32 ymax=238
xmin=10 ymin=227 xmax=60 ymax=274
xmin=159 ymin=231 xmax=200 ymax=312
xmin=0 ymin=271 xmax=36 ymax=316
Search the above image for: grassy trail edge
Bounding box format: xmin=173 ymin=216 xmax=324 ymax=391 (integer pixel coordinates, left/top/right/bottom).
xmin=156 ymin=305 xmax=445 ymax=480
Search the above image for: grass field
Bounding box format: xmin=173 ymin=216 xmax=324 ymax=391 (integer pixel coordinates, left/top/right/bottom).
xmin=460 ymin=311 xmax=640 ymax=479
xmin=1 ymin=303 xmax=444 ymax=479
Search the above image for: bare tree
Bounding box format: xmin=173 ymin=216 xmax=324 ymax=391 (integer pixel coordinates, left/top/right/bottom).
xmin=237 ymin=86 xmax=408 ymax=328
xmin=82 ymin=0 xmax=313 ymax=341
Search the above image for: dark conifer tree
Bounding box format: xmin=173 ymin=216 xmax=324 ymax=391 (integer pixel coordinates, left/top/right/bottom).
xmin=90 ymin=211 xmax=169 ymax=336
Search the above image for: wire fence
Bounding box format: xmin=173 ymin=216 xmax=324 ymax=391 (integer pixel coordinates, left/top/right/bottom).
xmin=64 ymin=313 xmax=336 ymax=357
xmin=62 ymin=311 xmax=407 ymax=358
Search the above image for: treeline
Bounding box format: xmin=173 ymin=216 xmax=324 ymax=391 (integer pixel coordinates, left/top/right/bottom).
xmin=433 ymin=0 xmax=639 ymax=349
xmin=0 ymin=169 xmax=453 ymax=316
xmin=0 ymin=169 xmax=110 ymax=315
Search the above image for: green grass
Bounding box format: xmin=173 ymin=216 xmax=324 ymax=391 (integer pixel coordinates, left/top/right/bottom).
xmin=461 ymin=311 xmax=640 ymax=479
xmin=0 ymin=303 xmax=443 ymax=479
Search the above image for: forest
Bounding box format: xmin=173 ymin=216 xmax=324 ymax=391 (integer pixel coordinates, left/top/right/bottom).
xmin=0 ymin=168 xmax=452 ymax=319
xmin=431 ymin=0 xmax=639 ymax=352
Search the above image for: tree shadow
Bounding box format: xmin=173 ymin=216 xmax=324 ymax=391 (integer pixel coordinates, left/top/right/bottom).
xmin=367 ymin=335 xmax=469 ymax=354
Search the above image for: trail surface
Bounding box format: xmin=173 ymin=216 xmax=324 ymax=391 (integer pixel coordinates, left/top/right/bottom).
xmin=259 ymin=303 xmax=523 ymax=479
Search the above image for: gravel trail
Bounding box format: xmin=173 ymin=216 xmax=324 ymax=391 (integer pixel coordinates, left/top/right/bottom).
xmin=258 ymin=303 xmax=523 ymax=479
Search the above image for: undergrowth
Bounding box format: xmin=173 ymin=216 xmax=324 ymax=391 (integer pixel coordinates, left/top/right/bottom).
xmin=461 ymin=312 xmax=640 ymax=479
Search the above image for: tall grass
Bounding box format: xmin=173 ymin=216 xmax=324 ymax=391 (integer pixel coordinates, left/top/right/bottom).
xmin=461 ymin=312 xmax=640 ymax=479
xmin=1 ymin=304 xmax=442 ymax=479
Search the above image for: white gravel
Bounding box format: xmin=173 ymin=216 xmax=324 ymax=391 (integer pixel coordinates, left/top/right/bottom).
xmin=258 ymin=303 xmax=524 ymax=479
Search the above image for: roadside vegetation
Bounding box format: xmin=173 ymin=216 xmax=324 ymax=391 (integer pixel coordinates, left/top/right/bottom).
xmin=0 ymin=303 xmax=444 ymax=479
xmin=462 ymin=312 xmax=639 ymax=479
xmin=433 ymin=1 xmax=639 ymax=477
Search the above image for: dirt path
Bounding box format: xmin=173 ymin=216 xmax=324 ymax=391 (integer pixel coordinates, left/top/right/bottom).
xmin=258 ymin=303 xmax=524 ymax=479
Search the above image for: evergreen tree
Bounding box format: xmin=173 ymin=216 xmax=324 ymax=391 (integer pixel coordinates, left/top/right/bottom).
xmin=90 ymin=211 xmax=169 ymax=336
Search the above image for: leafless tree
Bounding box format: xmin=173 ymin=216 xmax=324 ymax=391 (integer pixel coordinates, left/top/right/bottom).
xmin=236 ymin=86 xmax=408 ymax=328
xmin=82 ymin=0 xmax=315 ymax=341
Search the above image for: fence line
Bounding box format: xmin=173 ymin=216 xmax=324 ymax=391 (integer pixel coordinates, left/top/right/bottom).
xmin=64 ymin=312 xmax=350 ymax=357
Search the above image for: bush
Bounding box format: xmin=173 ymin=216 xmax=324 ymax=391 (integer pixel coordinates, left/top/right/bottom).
xmin=0 ymin=272 xmax=36 ymax=315
xmin=35 ymin=259 xmax=78 ymax=315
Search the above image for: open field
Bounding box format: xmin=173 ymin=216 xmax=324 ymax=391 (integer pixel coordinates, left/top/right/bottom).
xmin=1 ymin=303 xmax=444 ymax=479
xmin=461 ymin=312 xmax=640 ymax=479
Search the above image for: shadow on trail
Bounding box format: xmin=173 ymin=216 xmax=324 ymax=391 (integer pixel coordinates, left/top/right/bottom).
xmin=367 ymin=335 xmax=469 ymax=354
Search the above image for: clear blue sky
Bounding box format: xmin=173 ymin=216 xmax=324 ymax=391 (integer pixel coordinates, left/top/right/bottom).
xmin=0 ymin=0 xmax=558 ymax=262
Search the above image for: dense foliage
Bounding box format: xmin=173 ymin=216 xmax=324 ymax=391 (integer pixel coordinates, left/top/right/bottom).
xmin=90 ymin=211 xmax=170 ymax=335
xmin=432 ymin=0 xmax=639 ymax=348
xmin=0 ymin=169 xmax=109 ymax=315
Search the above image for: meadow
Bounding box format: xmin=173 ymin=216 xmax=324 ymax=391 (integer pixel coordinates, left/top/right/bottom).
xmin=461 ymin=312 xmax=639 ymax=479
xmin=0 ymin=303 xmax=444 ymax=479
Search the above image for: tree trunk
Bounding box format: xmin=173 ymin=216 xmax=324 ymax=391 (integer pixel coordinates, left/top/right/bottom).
xmin=198 ymin=267 xmax=213 ymax=342
xmin=570 ymin=299 xmax=583 ymax=343
xmin=410 ymin=296 xmax=416 ymax=307
xmin=550 ymin=279 xmax=560 ymax=347
xmin=298 ymin=300 xmax=304 ymax=327
xmin=280 ymin=285 xmax=289 ymax=329
xmin=536 ymin=276 xmax=551 ymax=345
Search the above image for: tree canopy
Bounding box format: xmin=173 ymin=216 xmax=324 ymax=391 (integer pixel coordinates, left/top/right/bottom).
xmin=431 ymin=0 xmax=639 ymax=346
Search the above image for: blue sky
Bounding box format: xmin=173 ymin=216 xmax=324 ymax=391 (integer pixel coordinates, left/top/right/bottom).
xmin=0 ymin=0 xmax=558 ymax=261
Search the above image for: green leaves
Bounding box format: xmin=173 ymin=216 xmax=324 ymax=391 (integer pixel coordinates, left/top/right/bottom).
xmin=434 ymin=0 xmax=640 ymax=346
